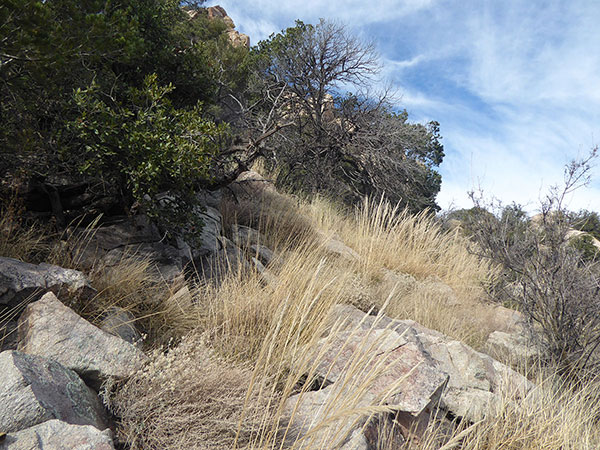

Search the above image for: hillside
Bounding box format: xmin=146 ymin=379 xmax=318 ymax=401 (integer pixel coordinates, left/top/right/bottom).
xmin=1 ymin=169 xmax=600 ymax=449
xmin=2 ymin=2 xmax=600 ymax=449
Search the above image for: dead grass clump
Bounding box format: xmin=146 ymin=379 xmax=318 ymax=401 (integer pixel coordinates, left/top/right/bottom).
xmin=106 ymin=333 xmax=271 ymax=450
xmin=220 ymin=193 xmax=319 ymax=253
xmin=0 ymin=198 xmax=48 ymax=262
xmin=68 ymin=254 xmax=192 ymax=348
xmin=347 ymin=198 xmax=497 ymax=299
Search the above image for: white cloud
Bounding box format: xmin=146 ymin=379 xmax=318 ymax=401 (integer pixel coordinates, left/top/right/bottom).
xmin=207 ymin=0 xmax=439 ymax=41
xmin=205 ymin=0 xmax=600 ymax=213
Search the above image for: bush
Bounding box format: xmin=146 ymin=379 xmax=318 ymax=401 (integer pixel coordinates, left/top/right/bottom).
xmin=466 ymin=152 xmax=600 ymax=378
xmin=106 ymin=334 xmax=271 ymax=450
xmin=67 ymin=74 xmax=229 ymax=230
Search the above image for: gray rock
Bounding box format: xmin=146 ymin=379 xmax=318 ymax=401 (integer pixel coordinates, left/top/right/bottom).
xmin=99 ymin=307 xmax=141 ymax=346
xmin=0 ymin=257 xmax=95 ymax=310
xmin=0 ymin=351 xmax=108 ymax=433
xmin=0 ymin=419 xmax=114 ymax=449
xmin=18 ymin=292 xmax=148 ymax=389
xmin=193 ymin=206 xmax=223 ymax=257
xmin=486 ymin=330 xmax=539 ymax=364
xmin=231 ymin=225 xmax=265 ymax=247
xmin=197 ymin=238 xmax=251 ymax=284
xmin=1 ymin=319 xmax=18 ymax=352
xmin=490 ymin=305 xmax=527 ymax=334
xmin=196 ymin=188 xmax=223 ymax=210
xmin=250 ymin=244 xmax=275 ymax=265
xmin=102 ymin=242 xmax=183 ymax=282
xmin=318 ymin=232 xmax=360 ymax=261
xmin=70 ymin=215 xmax=161 ymax=269
xmin=328 ymin=304 xmax=534 ymax=422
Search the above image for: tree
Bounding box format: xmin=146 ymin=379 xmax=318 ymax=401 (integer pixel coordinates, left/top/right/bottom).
xmin=222 ymin=20 xmax=444 ymax=212
xmin=0 ymin=0 xmax=246 ymax=226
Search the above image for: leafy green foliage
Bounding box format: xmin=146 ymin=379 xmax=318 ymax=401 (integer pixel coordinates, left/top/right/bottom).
xmin=0 ymin=0 xmax=250 ymax=227
xmin=68 ymin=74 xmax=228 ymax=224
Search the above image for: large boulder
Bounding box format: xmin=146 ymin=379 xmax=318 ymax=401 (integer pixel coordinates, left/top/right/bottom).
xmin=0 ymin=257 xmax=95 ymax=310
xmin=0 ymin=351 xmax=108 ymax=433
xmin=329 ymin=304 xmax=534 ymax=422
xmin=18 ymin=292 xmax=148 ymax=389
xmin=71 ymin=209 xmax=224 ymax=282
xmin=0 ymin=420 xmax=114 ymax=449
xmin=0 ymin=257 xmax=95 ymax=351
xmin=284 ymin=328 xmax=448 ymax=448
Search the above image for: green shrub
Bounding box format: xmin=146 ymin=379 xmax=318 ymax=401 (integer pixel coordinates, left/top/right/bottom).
xmin=68 ymin=74 xmax=229 ymax=230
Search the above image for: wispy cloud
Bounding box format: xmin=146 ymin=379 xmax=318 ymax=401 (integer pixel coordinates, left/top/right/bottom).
xmin=206 ymin=0 xmax=600 ymax=212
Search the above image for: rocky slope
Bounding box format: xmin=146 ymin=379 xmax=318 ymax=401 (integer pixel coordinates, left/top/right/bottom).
xmin=0 ymin=171 xmax=535 ymax=449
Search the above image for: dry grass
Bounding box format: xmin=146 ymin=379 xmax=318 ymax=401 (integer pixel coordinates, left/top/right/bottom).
xmin=191 ymin=243 xmax=354 ymax=362
xmin=0 ymin=198 xmax=49 ymax=262
xmin=411 ymin=371 xmax=600 ymax=450
xmin=106 ymin=333 xmax=270 ymax=450
xmin=225 ymin=194 xmax=499 ymax=349
xmin=9 ymin=182 xmax=600 ymax=449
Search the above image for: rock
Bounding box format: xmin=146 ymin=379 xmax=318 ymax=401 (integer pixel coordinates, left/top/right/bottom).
xmin=194 ymin=206 xmax=223 ymax=257
xmin=0 ymin=257 xmax=95 ymax=310
xmin=486 ymin=330 xmax=539 ymax=364
xmin=0 ymin=351 xmax=108 ymax=433
xmin=227 ymin=29 xmax=250 ymax=48
xmin=205 ymin=6 xmax=250 ymax=48
xmin=319 ymin=232 xmax=360 ymax=261
xmin=231 ymin=225 xmax=265 ymax=247
xmin=102 ymin=241 xmax=184 ymax=282
xmin=0 ymin=258 xmax=95 ymax=351
xmin=207 ymin=5 xmax=235 ymax=28
xmin=99 ymin=307 xmax=141 ymax=346
xmin=18 ymin=292 xmax=148 ymax=390
xmin=490 ymin=305 xmax=527 ymax=334
xmin=197 ymin=238 xmax=251 ymax=284
xmin=166 ymin=285 xmax=194 ymax=311
xmin=0 ymin=319 xmax=18 ymax=351
xmin=328 ymin=304 xmax=534 ymax=422
xmin=285 ymin=328 xmax=448 ymax=447
xmin=250 ymin=244 xmax=275 ymax=265
xmin=196 ymin=188 xmax=223 ymax=210
xmin=0 ymin=419 xmax=114 ymax=449
xmin=226 ymin=171 xmax=277 ymax=202
xmin=72 ymin=208 xmax=224 ymax=282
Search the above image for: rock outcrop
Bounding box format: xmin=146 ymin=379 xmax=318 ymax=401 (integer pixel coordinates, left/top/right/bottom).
xmin=187 ymin=5 xmax=250 ymax=48
xmin=18 ymin=292 xmax=148 ymax=390
xmin=329 ymin=304 xmax=534 ymax=422
xmin=0 ymin=257 xmax=95 ymax=310
xmin=0 ymin=351 xmax=108 ymax=433
xmin=284 ymin=328 xmax=449 ymax=448
xmin=0 ymin=257 xmax=96 ymax=351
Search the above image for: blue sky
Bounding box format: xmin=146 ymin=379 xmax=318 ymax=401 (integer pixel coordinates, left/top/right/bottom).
xmin=207 ymin=0 xmax=600 ymax=213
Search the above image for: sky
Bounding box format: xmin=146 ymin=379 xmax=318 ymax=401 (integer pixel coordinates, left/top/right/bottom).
xmin=207 ymin=0 xmax=600 ymax=213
